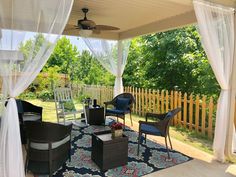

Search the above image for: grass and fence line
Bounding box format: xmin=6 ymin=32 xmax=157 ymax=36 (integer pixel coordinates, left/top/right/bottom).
xmin=72 ymin=84 xmax=216 ymax=140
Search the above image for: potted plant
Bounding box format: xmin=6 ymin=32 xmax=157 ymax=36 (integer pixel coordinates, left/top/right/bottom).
xmin=110 ymin=122 xmax=123 ymax=138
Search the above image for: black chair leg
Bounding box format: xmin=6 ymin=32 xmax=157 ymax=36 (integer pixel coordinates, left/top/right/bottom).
xmin=145 ymin=134 xmax=147 ymax=144
xmin=165 ymin=137 xmax=171 ymax=160
xmin=168 ymin=133 xmax=173 ymax=149
xmin=137 ymin=132 xmax=142 ymax=156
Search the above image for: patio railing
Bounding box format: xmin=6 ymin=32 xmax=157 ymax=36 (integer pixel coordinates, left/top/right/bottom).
xmin=72 ymin=84 xmax=216 ymax=139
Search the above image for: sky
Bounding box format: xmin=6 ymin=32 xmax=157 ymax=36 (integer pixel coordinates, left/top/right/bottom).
xmin=63 ymin=35 xmax=89 ymax=52
xmin=0 ymin=29 xmax=90 ymax=52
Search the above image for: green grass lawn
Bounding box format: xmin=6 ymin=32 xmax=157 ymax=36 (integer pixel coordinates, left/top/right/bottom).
xmin=27 ymin=99 xmax=213 ymax=155
xmin=27 ymin=99 xmax=83 ymax=122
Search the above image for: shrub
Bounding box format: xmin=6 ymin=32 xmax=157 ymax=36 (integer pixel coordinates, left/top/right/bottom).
xmin=19 ymin=92 xmax=37 ymax=100
xmin=37 ymin=90 xmax=53 ymax=101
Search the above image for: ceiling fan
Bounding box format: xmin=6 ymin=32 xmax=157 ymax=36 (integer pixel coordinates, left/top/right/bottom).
xmin=65 ymin=8 xmax=120 ymax=37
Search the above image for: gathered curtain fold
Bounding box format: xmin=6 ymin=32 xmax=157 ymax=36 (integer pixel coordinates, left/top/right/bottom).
xmin=0 ymin=0 xmax=74 ymax=177
xmin=83 ymin=38 xmax=131 ymax=96
xmin=193 ymin=0 xmax=236 ymax=162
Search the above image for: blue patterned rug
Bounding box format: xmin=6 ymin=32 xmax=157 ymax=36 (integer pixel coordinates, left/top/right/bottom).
xmin=54 ymin=123 xmax=192 ymax=177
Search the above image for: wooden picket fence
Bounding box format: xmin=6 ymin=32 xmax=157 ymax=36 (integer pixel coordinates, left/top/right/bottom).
xmin=72 ymin=84 xmax=216 ymax=139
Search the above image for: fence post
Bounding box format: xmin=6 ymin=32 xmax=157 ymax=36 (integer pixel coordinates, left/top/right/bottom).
xmin=138 ymin=88 xmax=141 ymax=116
xmin=145 ymin=88 xmax=148 ymax=114
xmin=170 ymin=90 xmax=174 ymax=125
xmin=153 ymin=90 xmax=157 ymax=114
xmin=157 ymin=90 xmax=160 ymax=114
xmin=189 ymin=94 xmax=193 ymax=131
xmin=166 ymin=90 xmax=169 ymax=112
xmin=183 ymin=93 xmax=187 ymax=128
xmin=201 ymin=96 xmax=206 ymax=136
xmin=178 ymin=91 xmax=182 ymax=125
xmin=208 ymin=97 xmax=213 ymax=139
xmin=149 ymin=89 xmax=152 ymax=113
xmin=195 ymin=95 xmax=200 ymax=133
xmin=141 ymin=88 xmax=145 ymax=116
xmin=174 ymin=91 xmax=178 ymax=125
xmin=161 ymin=90 xmax=164 ymax=113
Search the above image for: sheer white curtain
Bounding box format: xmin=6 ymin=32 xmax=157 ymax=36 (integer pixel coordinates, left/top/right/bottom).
xmin=193 ymin=0 xmax=236 ymax=162
xmin=0 ymin=0 xmax=74 ymax=177
xmin=83 ymin=38 xmax=131 ymax=96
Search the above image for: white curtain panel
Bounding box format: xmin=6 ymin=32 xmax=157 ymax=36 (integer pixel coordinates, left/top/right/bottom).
xmin=193 ymin=0 xmax=236 ymax=162
xmin=83 ymin=38 xmax=131 ymax=96
xmin=0 ymin=0 xmax=74 ymax=177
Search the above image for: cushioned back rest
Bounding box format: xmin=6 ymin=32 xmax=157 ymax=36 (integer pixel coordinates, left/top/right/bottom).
xmin=23 ymin=113 xmax=41 ymax=122
xmin=115 ymin=97 xmax=130 ymax=110
xmin=25 ymin=121 xmax=72 ymax=142
xmin=30 ymin=135 xmax=70 ymax=150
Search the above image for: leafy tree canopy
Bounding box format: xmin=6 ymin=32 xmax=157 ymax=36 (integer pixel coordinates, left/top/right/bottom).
xmin=123 ymin=26 xmax=220 ymax=97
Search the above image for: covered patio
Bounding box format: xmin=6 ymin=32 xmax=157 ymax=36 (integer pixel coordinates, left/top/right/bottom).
xmin=0 ymin=0 xmax=236 ymax=177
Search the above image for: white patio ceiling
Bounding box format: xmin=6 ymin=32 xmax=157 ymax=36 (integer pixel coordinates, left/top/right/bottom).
xmin=63 ymin=0 xmax=235 ymax=40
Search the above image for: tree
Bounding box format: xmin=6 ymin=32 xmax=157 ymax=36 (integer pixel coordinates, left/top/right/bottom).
xmin=123 ymin=25 xmax=220 ymax=96
xmin=74 ymin=50 xmax=114 ymax=85
xmin=46 ymin=36 xmax=79 ymax=74
xmin=19 ymin=33 xmax=47 ymax=60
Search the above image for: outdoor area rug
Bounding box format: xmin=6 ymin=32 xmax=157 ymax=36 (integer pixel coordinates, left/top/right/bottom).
xmin=54 ymin=121 xmax=192 ymax=177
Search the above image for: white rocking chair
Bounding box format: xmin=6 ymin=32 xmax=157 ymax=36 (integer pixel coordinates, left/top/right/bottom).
xmin=54 ymin=87 xmax=83 ymax=125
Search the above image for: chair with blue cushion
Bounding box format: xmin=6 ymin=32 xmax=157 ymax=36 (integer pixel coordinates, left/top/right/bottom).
xmin=137 ymin=108 xmax=181 ymax=159
xmin=104 ymin=93 xmax=135 ymax=126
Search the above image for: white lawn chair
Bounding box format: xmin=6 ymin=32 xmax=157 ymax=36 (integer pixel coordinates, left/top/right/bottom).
xmin=54 ymin=87 xmax=83 ymax=125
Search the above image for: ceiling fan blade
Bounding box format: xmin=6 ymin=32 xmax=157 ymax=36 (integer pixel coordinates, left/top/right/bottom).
xmin=95 ymin=25 xmax=120 ymax=31
xmin=93 ymin=29 xmax=101 ymax=34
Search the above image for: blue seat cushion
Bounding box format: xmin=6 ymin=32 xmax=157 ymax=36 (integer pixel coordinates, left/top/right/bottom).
xmin=106 ymin=109 xmax=127 ymax=115
xmin=140 ymin=124 xmax=162 ymax=136
xmin=115 ymin=98 xmax=130 ymax=110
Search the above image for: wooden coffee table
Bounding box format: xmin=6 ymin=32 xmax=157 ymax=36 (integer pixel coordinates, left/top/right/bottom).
xmin=91 ymin=130 xmax=128 ymax=171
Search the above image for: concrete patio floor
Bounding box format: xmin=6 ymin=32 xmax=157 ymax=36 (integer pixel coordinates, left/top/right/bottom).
xmin=25 ymin=119 xmax=236 ymax=177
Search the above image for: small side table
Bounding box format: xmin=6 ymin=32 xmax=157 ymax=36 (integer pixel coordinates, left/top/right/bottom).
xmin=91 ymin=130 xmax=128 ymax=171
xmin=85 ymin=107 xmax=105 ymax=125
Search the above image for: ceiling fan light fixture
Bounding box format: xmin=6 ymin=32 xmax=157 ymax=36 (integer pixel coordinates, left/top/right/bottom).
xmin=79 ymin=29 xmax=93 ymax=37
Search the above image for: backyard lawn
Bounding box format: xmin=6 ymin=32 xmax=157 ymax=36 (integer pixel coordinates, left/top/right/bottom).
xmin=27 ymin=99 xmax=213 ymax=155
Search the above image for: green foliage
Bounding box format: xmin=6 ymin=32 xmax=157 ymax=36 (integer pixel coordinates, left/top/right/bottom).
xmin=37 ymin=90 xmax=53 ymax=101
xmin=42 ymin=66 xmax=61 ymax=88
xmin=68 ymin=49 xmax=115 ymax=86
xmin=62 ymin=101 xmax=76 ymax=112
xmin=123 ymin=26 xmax=220 ymax=97
xmin=19 ymin=92 xmax=37 ymax=100
xmin=19 ymin=26 xmax=220 ymax=100
xmin=46 ymin=36 xmax=79 ymax=74
xmin=45 ymin=37 xmax=114 ymax=86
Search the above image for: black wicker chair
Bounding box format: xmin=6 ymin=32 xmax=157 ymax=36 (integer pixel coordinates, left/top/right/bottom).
xmin=104 ymin=93 xmax=135 ymax=126
xmin=25 ymin=121 xmax=72 ymax=177
xmin=16 ymin=99 xmax=43 ymax=144
xmin=137 ymin=108 xmax=181 ymax=159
